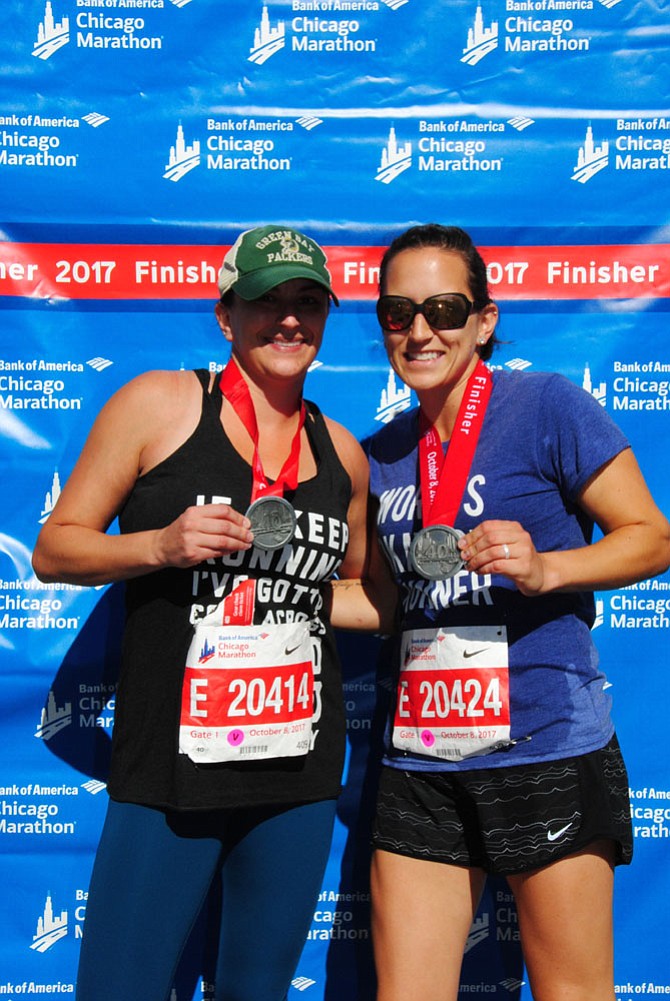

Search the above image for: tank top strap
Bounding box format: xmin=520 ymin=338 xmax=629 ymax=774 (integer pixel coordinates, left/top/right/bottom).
xmin=194 ymin=367 xmax=224 ymax=412
xmin=194 ymin=367 xmax=209 ymax=392
xmin=304 ymin=399 xmax=338 ymax=469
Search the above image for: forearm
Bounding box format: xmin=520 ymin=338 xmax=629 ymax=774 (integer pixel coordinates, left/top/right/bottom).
xmin=32 ymin=524 xmax=165 ymax=587
xmin=327 ymin=576 xmax=397 ymax=634
xmin=540 ymin=522 xmax=670 ymax=594
xmin=33 ymin=499 xmax=255 ymax=588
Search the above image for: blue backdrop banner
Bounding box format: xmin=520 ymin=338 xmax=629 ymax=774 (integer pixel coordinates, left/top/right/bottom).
xmin=1 ymin=1 xmax=669 ymax=999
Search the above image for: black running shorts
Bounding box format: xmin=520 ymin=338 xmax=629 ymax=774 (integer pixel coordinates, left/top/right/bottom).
xmin=372 ymin=734 xmax=633 ymax=876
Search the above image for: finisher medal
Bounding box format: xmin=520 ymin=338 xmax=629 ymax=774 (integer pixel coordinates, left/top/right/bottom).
xmin=245 ymin=496 xmax=297 ymax=551
xmin=409 ymin=525 xmax=465 ymax=580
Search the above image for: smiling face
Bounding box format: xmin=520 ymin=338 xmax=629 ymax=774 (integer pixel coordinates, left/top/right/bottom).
xmin=215 ymin=278 xmax=330 ymax=391
xmin=380 ymin=246 xmax=498 ymax=406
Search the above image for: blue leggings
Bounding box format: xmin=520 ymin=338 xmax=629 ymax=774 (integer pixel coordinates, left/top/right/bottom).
xmin=76 ymin=797 xmax=337 ymax=1001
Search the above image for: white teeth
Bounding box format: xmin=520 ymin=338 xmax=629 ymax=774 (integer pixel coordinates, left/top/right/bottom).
xmin=406 ymin=351 xmax=441 ymax=361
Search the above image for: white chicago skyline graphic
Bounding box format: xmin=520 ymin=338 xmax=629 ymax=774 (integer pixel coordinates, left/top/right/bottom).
xmin=376 ymin=126 xmax=412 ymax=184
xmin=35 ymin=690 xmax=72 ymax=741
xmin=33 ymin=0 xmax=69 ymax=59
xmin=31 ymin=894 xmax=68 ymax=953
xmin=572 ymin=124 xmax=609 ymax=183
xmin=40 ymin=470 xmax=61 ymax=524
xmin=464 ymin=913 xmax=489 ymax=952
xmin=249 ymin=5 xmax=285 ymax=64
xmin=583 ymin=362 xmax=606 ymax=406
xmin=164 ymin=123 xmax=201 ymax=181
xmin=462 ymin=4 xmax=498 ymax=66
xmin=376 ymin=368 xmax=411 ymax=423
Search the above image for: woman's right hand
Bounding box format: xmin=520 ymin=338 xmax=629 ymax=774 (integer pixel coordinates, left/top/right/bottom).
xmin=32 ymin=370 xmax=246 ymax=587
xmin=155 ymin=504 xmax=253 ymax=568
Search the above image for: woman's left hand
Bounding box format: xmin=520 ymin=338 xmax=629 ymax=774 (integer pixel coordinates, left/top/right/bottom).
xmin=459 ymin=520 xmax=545 ymax=596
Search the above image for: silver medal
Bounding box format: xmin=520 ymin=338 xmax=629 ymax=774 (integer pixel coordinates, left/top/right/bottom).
xmin=409 ymin=525 xmax=465 ymax=580
xmin=246 ymin=496 xmax=297 ymax=551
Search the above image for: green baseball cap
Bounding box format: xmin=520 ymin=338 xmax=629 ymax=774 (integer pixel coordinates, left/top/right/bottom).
xmin=217 ymin=225 xmax=339 ymax=305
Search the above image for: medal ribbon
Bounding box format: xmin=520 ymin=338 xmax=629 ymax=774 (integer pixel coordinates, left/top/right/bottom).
xmin=418 ymin=359 xmax=492 ymax=527
xmin=220 ymin=357 xmax=306 ymax=502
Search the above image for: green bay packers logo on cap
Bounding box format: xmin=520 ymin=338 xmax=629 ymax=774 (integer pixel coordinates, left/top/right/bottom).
xmin=218 ymin=225 xmax=339 ymax=304
xmin=263 ymin=232 xmax=316 ymax=267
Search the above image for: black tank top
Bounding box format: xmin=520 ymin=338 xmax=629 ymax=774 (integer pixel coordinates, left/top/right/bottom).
xmin=110 ymin=370 xmax=352 ymax=810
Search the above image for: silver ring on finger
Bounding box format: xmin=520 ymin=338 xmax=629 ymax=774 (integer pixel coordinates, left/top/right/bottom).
xmin=503 ymin=543 xmax=510 ymax=560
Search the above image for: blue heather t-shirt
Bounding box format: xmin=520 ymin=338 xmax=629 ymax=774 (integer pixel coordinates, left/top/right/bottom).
xmin=365 ymin=369 xmax=630 ymax=771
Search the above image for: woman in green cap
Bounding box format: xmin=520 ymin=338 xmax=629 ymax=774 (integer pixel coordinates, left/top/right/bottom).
xmin=33 ymin=225 xmax=389 ymax=1001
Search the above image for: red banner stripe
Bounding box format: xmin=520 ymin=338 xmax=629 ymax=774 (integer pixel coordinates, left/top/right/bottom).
xmin=1 ymin=242 xmax=668 ymax=301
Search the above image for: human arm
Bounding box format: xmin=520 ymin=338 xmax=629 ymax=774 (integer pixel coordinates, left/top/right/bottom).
xmin=458 ymin=448 xmax=670 ymax=596
xmin=322 ymin=419 xmax=398 ymax=633
xmin=32 ymin=370 xmax=253 ymax=587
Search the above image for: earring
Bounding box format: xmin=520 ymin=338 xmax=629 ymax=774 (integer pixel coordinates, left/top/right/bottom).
xmin=478 ymin=337 xmax=486 ymax=345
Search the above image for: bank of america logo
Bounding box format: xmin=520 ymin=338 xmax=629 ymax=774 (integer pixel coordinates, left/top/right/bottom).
xmin=87 ymin=356 xmax=113 ymax=371
xmin=33 ymin=1 xmax=69 ymax=59
xmin=572 ymin=125 xmax=608 ymax=183
xmin=296 ymin=115 xmax=322 ymax=131
xmin=35 ymin=690 xmax=72 ymax=741
xmin=376 ymin=127 xmax=412 ymax=183
xmin=462 ymin=4 xmax=498 ymax=65
xmin=583 ymin=362 xmax=606 ymax=406
xmin=82 ymin=779 xmax=107 ymax=795
xmin=169 ymin=0 xmax=192 ymax=6
xmin=508 ymin=116 xmax=534 ymax=131
xmin=505 ymin=357 xmax=532 ymax=371
xmin=31 ymin=895 xmax=68 ymax=953
xmin=381 ymin=0 xmax=409 ymax=7
xmin=82 ymin=113 xmax=109 ymax=128
xmin=376 ymin=368 xmax=411 ymax=423
xmin=599 ymin=0 xmax=622 ymax=7
xmin=164 ymin=124 xmax=201 ymax=181
xmin=249 ymin=5 xmax=285 ymax=64
xmin=291 ymin=977 xmax=316 ymax=992
xmin=500 ymin=979 xmax=525 ymax=992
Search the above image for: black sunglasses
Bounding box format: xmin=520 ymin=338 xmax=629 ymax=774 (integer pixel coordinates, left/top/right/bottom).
xmin=376 ymin=293 xmax=474 ymax=332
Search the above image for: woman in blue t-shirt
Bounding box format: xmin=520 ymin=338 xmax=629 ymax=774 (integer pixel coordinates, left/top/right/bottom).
xmin=330 ymin=223 xmax=670 ymax=1001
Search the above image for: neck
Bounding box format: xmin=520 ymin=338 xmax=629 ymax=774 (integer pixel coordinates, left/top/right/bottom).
xmin=417 ymin=357 xmax=482 ymax=440
xmin=232 ymin=356 xmax=304 ymax=423
xmin=417 ymin=390 xmax=459 ymax=440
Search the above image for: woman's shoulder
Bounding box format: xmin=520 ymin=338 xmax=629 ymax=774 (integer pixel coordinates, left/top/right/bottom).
xmin=94 ymin=370 xmax=206 ymax=473
xmin=113 ymin=367 xmax=201 ymax=401
xmin=492 ymin=367 xmax=597 ymax=411
xmin=492 ymin=366 xmax=568 ymax=391
xmin=319 ymin=411 xmax=370 ymax=483
xmin=99 ymin=369 xmax=202 ymax=423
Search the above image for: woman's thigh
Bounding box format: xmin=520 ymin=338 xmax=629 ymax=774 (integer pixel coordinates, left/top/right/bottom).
xmin=216 ymin=798 xmax=338 ymax=1001
xmin=507 ymin=840 xmax=616 ymax=1001
xmin=76 ymin=799 xmax=224 ymax=1001
xmin=371 ymin=848 xmax=486 ymax=1001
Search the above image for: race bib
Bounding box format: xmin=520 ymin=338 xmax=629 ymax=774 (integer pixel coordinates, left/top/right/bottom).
xmin=179 ymin=621 xmax=314 ymax=763
xmin=392 ymin=625 xmax=510 ymax=761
